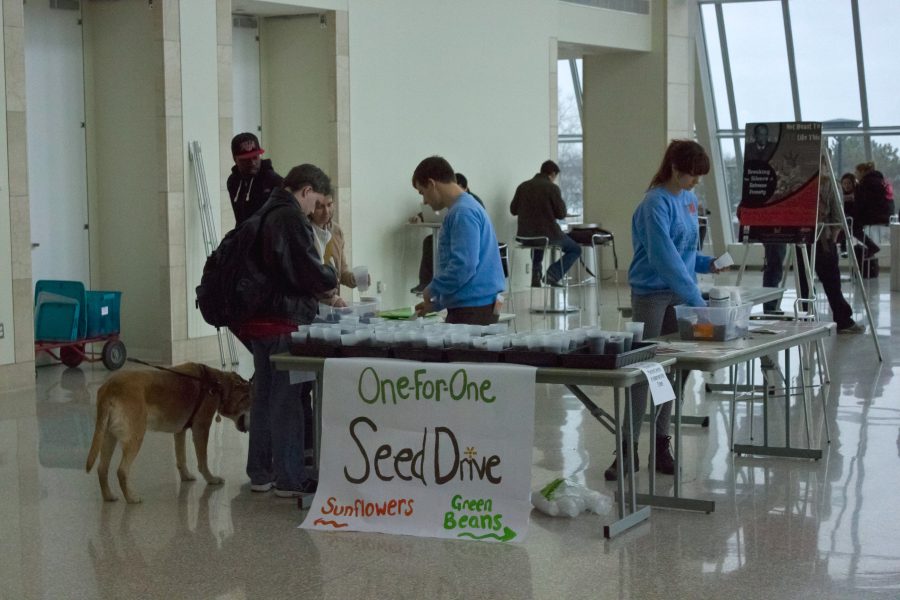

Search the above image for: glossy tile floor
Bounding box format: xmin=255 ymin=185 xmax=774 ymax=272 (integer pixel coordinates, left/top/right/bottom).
xmin=2 ymin=272 xmax=899 ymax=599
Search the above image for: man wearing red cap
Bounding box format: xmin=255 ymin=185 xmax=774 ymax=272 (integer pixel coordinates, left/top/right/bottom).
xmin=227 ymin=132 xmax=283 ymax=225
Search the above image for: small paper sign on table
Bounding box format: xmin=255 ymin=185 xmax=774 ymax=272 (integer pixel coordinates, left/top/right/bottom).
xmin=301 ymin=358 xmax=537 ymax=543
xmin=630 ymin=361 xmax=675 ymax=406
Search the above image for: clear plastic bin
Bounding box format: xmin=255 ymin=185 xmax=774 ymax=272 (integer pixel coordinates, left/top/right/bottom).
xmin=674 ymin=303 xmax=752 ymax=341
xmin=317 ymin=299 xmax=380 ymax=323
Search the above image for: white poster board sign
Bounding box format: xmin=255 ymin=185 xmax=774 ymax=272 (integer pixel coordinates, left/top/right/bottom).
xmin=301 ymin=358 xmax=537 ymax=543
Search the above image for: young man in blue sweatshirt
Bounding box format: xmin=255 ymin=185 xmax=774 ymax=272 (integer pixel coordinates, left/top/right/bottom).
xmin=412 ymin=156 xmax=505 ymax=325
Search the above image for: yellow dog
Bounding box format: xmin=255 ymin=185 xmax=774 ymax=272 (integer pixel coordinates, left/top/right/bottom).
xmin=86 ymin=363 xmax=252 ymax=504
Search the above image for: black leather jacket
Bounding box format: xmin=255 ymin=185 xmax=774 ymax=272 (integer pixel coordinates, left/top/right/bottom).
xmin=254 ymin=188 xmax=338 ymax=324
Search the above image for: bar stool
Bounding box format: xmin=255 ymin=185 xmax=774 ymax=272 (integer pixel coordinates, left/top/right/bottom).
xmin=514 ymin=236 xmax=577 ymax=320
xmin=591 ymin=231 xmax=620 ymax=324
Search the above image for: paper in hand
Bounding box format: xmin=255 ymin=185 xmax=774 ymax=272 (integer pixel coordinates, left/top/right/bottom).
xmin=714 ymin=252 xmax=734 ymax=270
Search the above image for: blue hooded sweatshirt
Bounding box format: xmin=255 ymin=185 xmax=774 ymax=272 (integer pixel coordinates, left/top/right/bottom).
xmin=428 ymin=193 xmax=505 ymax=311
xmin=628 ymin=186 xmax=713 ymax=307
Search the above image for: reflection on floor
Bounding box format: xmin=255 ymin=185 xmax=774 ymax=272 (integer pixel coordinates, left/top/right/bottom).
xmin=1 ymin=271 xmax=899 ymax=599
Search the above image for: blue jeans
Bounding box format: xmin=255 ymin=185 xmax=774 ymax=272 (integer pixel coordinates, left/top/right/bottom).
xmin=762 ymin=243 xmax=787 ymax=312
xmin=621 ymin=291 xmax=681 ymax=442
xmin=247 ymin=334 xmax=311 ymax=490
xmin=534 ymin=234 xmax=582 ymax=283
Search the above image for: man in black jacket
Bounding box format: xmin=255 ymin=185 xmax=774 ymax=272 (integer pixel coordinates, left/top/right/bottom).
xmin=510 ymin=160 xmax=580 ymax=287
xmin=227 ymin=132 xmax=283 ymax=225
xmin=237 ymin=164 xmax=337 ymax=506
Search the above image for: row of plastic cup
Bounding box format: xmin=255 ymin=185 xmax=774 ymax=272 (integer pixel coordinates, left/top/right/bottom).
xmin=293 ymin=320 xmax=510 ymax=347
xmin=292 ymin=320 xmax=646 ymax=355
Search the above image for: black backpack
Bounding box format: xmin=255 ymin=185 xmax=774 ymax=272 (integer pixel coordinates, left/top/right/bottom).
xmin=196 ymin=204 xmax=276 ymax=328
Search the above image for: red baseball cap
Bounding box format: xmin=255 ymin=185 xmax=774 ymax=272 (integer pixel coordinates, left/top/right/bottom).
xmin=231 ymin=132 xmax=265 ymax=159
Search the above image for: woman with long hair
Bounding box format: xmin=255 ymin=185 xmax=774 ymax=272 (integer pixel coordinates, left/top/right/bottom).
xmin=605 ymin=139 xmax=724 ymax=481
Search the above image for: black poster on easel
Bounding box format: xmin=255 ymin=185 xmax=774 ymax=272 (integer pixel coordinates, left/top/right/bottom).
xmin=737 ymin=122 xmax=822 ymax=244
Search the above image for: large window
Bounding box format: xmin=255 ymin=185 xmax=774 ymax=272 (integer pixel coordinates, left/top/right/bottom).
xmin=699 ymin=0 xmax=900 ymax=242
xmin=558 ymin=58 xmax=584 ymax=218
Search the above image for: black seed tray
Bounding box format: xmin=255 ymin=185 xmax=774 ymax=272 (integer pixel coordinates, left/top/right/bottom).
xmin=557 ymin=341 xmax=658 ymax=370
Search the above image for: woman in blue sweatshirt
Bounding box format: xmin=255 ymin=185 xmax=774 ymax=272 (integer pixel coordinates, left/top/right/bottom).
xmin=605 ymin=140 xmax=721 ymax=481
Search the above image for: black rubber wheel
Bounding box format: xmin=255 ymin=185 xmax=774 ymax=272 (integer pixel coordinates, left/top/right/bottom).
xmin=60 ymin=345 xmax=84 ymax=368
xmin=102 ymin=340 xmax=127 ymax=370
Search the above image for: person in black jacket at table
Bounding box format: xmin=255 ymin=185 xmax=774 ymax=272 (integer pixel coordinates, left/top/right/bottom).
xmin=227 ymin=132 xmax=283 ymax=226
xmin=510 ymin=160 xmax=581 ymax=287
xmin=236 ymin=164 xmax=338 ymax=505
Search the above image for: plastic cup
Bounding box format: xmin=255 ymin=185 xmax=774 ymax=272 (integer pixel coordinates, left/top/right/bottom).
xmin=352 ymin=265 xmax=370 ymax=292
xmin=426 ymin=335 xmax=444 ymax=349
xmin=340 ymin=333 xmax=358 ymax=346
xmin=586 ymin=330 xmax=605 ymax=354
xmin=625 ymin=321 xmax=644 ymax=342
xmin=606 ymin=336 xmax=625 ymax=354
xmin=485 ymin=337 xmax=504 ymax=352
xmin=619 ymin=331 xmax=634 ymax=351
xmin=323 ymin=328 xmax=341 ymax=344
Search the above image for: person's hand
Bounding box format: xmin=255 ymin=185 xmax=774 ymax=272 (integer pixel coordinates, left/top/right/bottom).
xmin=415 ymin=293 xmax=434 ymax=317
xmin=709 ymin=264 xmax=730 ymax=275
xmin=330 ymin=296 xmax=348 ymax=308
xmin=408 ymin=213 xmax=423 ymax=224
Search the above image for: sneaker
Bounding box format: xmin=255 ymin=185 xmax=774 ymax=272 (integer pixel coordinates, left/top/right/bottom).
xmin=655 ymin=436 xmax=675 ymax=475
xmin=603 ymin=442 xmax=639 ymax=481
xmin=274 ymin=479 xmax=318 ymax=509
xmin=543 ymin=275 xmax=564 ymax=288
xmin=250 ymin=481 xmax=274 ymax=493
xmin=837 ymin=322 xmax=865 ymax=334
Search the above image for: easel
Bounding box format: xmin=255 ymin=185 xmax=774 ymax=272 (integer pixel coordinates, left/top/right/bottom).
xmin=736 ymin=149 xmax=882 ymax=363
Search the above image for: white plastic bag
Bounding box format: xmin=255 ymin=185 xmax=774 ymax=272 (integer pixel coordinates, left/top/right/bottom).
xmin=531 ymin=478 xmax=611 ymax=518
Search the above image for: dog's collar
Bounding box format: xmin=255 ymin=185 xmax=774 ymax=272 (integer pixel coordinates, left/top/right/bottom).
xmin=182 ymin=364 xmax=223 ymax=431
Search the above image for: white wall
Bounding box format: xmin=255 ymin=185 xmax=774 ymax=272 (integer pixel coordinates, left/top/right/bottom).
xmin=233 ymin=21 xmax=262 ymax=140
xmin=83 ymin=1 xmax=165 ymax=359
xmin=181 ymin=0 xmax=223 ymax=340
xmin=259 ymin=15 xmax=335 ymax=178
xmin=582 ymin=3 xmax=667 ymax=273
xmin=347 ymin=0 xmax=559 ymax=308
xmin=0 ymin=5 xmax=13 ymax=366
xmin=24 ymin=1 xmax=89 ymax=286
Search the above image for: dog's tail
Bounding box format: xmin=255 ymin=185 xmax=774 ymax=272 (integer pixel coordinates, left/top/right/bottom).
xmin=85 ymin=384 xmax=112 ymax=473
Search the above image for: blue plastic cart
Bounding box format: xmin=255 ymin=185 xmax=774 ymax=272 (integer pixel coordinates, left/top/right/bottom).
xmin=33 ymin=281 xmax=126 ymax=370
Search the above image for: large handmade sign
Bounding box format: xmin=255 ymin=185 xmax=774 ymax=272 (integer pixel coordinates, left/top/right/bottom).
xmin=301 ymin=358 xmax=536 ymax=543
xmin=738 ymin=121 xmax=823 ymax=244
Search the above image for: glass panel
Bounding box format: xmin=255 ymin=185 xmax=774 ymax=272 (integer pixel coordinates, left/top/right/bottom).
xmin=700 ymin=4 xmax=733 ymax=130
xmin=719 ymin=137 xmax=743 ymax=238
xmin=558 ymin=59 xmax=582 ymax=135
xmin=722 ymin=1 xmax=794 ymax=127
xmin=859 ymin=0 xmax=900 ymax=125
xmin=868 ymin=135 xmax=900 ymax=193
xmin=789 ymin=0 xmax=861 ymax=123
xmin=825 ymin=134 xmax=869 ymax=179
xmin=558 ymin=141 xmax=583 ymax=218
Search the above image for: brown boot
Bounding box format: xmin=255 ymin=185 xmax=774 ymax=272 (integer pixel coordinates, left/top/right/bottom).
xmin=655 ymin=435 xmax=675 ymax=475
xmin=604 ymin=441 xmax=639 ymax=481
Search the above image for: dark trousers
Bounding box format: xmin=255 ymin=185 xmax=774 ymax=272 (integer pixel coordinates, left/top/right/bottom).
xmin=762 ymin=243 xmax=787 ymax=312
xmin=762 ymin=242 xmax=854 ymax=328
xmin=446 ymin=303 xmax=499 ymax=325
xmin=796 ymin=241 xmax=854 ymax=329
xmin=523 ymin=234 xmax=582 ymax=284
xmin=418 ymin=235 xmax=434 ymax=287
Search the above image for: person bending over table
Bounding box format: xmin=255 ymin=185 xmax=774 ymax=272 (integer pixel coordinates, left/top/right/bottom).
xmin=605 ymin=140 xmax=725 ymax=481
xmin=410 ymin=173 xmax=485 ymax=294
xmin=411 ymin=156 xmax=505 ymax=325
